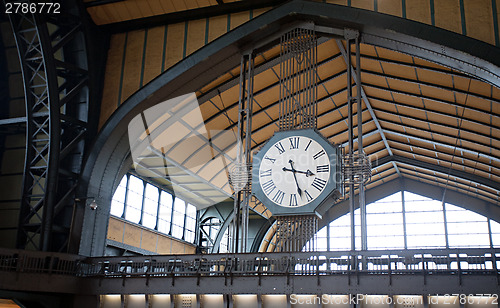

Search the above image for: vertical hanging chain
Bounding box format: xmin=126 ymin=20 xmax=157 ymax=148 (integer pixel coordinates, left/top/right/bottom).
xmin=279 ymin=28 xmax=318 ymax=131
xmin=275 ymin=215 xmax=318 ymax=252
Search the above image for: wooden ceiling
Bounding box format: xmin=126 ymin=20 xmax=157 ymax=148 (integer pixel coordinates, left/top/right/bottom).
xmin=85 ymin=0 xmax=500 ymax=217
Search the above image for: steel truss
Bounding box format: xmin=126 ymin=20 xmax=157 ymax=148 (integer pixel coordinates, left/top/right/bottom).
xmin=7 ymin=0 xmax=90 ymax=252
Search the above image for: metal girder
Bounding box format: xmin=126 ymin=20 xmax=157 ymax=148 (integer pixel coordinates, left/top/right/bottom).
xmin=373 ymin=155 xmax=499 ymax=192
xmin=353 ymin=52 xmax=471 ymax=80
xmin=336 ymin=39 xmax=401 ymax=178
xmin=397 ymin=167 xmax=497 ymax=202
xmin=8 ymin=1 xmax=91 ymax=252
xmin=200 ymin=50 xmax=344 ymax=133
xmin=366 ymin=94 xmax=500 ymax=142
xmin=374 ymin=108 xmax=499 ymax=150
xmin=383 ymin=127 xmax=500 ymax=165
xmin=364 ymin=82 xmax=500 ymax=125
xmin=360 ymin=68 xmax=500 ymax=108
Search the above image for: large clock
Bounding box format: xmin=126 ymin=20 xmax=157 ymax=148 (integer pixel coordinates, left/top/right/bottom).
xmin=252 ymin=129 xmax=341 ymax=217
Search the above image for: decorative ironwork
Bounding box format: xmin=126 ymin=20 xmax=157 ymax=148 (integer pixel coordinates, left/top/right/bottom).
xmin=342 ymin=152 xmax=372 ymax=185
xmin=278 ymin=28 xmax=318 ymax=131
xmin=228 ymin=163 xmax=251 ymax=193
xmin=274 ymin=215 xmax=318 ymax=252
xmin=7 ymin=0 xmax=90 ymax=251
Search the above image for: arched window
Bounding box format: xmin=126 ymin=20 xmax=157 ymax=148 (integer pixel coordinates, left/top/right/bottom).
xmin=314 ymin=191 xmax=500 ymax=251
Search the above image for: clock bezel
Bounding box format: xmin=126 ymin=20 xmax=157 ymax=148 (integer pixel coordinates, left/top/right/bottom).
xmin=251 ymin=129 xmax=341 ymax=216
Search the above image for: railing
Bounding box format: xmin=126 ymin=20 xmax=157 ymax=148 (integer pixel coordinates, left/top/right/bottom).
xmin=0 ymin=248 xmax=84 ymax=276
xmin=0 ymin=247 xmax=499 ymax=279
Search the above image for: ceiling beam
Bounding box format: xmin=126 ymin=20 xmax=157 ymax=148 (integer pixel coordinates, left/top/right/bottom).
xmin=366 ymin=94 xmax=499 ymax=136
xmin=376 ymin=110 xmax=500 ymax=153
xmin=101 ymin=0 xmax=288 ymax=33
xmin=386 ymin=139 xmax=500 ymax=179
xmin=352 ymin=52 xmax=471 ymax=80
xmin=397 ymin=167 xmax=497 ymax=201
xmin=363 ymin=82 xmax=500 ymax=123
xmin=383 ymin=127 xmax=500 ymax=164
xmin=361 ymin=68 xmax=500 ymax=107
xmin=373 ymin=154 xmax=500 ymax=191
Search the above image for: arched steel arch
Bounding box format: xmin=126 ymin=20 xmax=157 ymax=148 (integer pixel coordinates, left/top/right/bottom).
xmin=75 ymin=0 xmax=500 ymax=256
xmin=7 ymin=0 xmax=105 ymax=252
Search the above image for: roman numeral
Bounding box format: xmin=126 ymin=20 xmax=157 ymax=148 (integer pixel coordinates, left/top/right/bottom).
xmin=260 ymin=169 xmax=272 ymax=177
xmin=264 ymin=156 xmax=276 ymax=164
xmin=289 ymin=194 xmax=298 ymax=206
xmin=289 ymin=137 xmax=300 ymax=149
xmin=262 ymin=179 xmax=276 ymax=195
xmin=304 ymin=140 xmax=312 ymax=151
xmin=272 ymin=190 xmax=285 ymax=204
xmin=275 ymin=142 xmax=285 ymax=154
xmin=313 ymin=149 xmax=326 ymax=160
xmin=311 ymin=178 xmax=327 ymax=191
xmin=304 ymin=190 xmax=313 ymax=202
xmin=316 ymin=165 xmax=329 ymax=173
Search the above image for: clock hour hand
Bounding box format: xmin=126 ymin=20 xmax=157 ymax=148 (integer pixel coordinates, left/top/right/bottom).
xmin=287 ymin=160 xmax=302 ymax=197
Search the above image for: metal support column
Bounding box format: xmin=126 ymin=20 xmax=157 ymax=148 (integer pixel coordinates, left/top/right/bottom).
xmin=345 ymin=36 xmax=356 ymax=253
xmin=355 ymin=36 xmax=367 ymax=251
xmin=232 ymin=52 xmax=254 ymax=253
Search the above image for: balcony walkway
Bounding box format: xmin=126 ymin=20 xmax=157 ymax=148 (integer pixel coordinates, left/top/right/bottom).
xmin=0 ymin=248 xmax=499 ymax=295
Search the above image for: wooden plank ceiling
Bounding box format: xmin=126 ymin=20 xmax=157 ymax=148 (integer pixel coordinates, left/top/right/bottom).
xmin=129 ymin=36 xmax=499 ymax=219
xmin=85 ymin=1 xmax=499 ymax=216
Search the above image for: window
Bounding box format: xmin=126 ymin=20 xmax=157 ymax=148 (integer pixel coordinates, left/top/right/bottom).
xmin=125 ymin=175 xmax=143 ymax=224
xmin=172 ymin=198 xmax=186 ymax=239
xmin=158 ymin=191 xmax=173 ymax=234
xmin=185 ymin=204 xmax=197 ymax=243
xmin=313 ymin=191 xmax=499 ymax=251
xmin=111 ymin=174 xmax=198 ymax=243
xmin=142 ymin=184 xmax=159 ymax=229
xmin=110 ymin=176 xmax=127 ymax=217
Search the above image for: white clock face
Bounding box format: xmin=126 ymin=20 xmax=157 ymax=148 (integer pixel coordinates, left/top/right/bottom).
xmin=258 ymin=135 xmax=331 ymax=207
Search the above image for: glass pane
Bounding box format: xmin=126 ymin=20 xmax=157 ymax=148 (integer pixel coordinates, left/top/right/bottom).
xmin=125 ymin=175 xmax=143 ymax=223
xmin=172 ymin=198 xmax=186 ymax=239
xmin=490 ymin=220 xmax=500 ymax=233
xmin=110 ymin=176 xmax=127 ymax=217
xmin=186 ymin=217 xmax=196 ymax=232
xmin=406 ymin=222 xmax=445 ymax=236
xmin=405 ymin=211 xmax=444 ymax=224
xmin=185 ymin=230 xmax=195 ymax=243
xmin=407 ymin=234 xmax=446 ymax=248
xmin=142 ymin=184 xmax=159 ymax=229
xmin=186 ymin=203 xmax=197 ymax=218
xmin=158 ymin=191 xmax=173 ymax=234
xmin=174 ymin=198 xmax=186 ymax=215
xmin=172 ymin=224 xmax=184 ymax=239
xmin=368 ymin=235 xmax=404 ymax=250
xmin=404 ymin=191 xmax=432 ymax=202
xmin=448 ymin=234 xmax=490 ymax=248
xmin=447 ymin=221 xmax=489 ymax=235
xmin=445 ymin=204 xmax=487 ymax=223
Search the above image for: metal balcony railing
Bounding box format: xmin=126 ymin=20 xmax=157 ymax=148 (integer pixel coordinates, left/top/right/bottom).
xmin=1 ymin=247 xmax=499 ymax=279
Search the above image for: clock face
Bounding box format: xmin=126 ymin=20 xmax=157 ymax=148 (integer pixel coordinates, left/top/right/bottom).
xmin=257 ymin=135 xmax=331 ymax=207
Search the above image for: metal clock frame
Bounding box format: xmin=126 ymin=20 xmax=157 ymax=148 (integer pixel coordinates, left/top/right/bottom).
xmin=252 ymin=128 xmax=341 ymax=217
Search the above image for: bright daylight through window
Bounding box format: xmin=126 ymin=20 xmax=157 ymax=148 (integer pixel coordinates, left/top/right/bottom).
xmin=111 ymin=174 xmax=198 ymax=243
xmin=313 ymin=191 xmax=500 ymax=251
